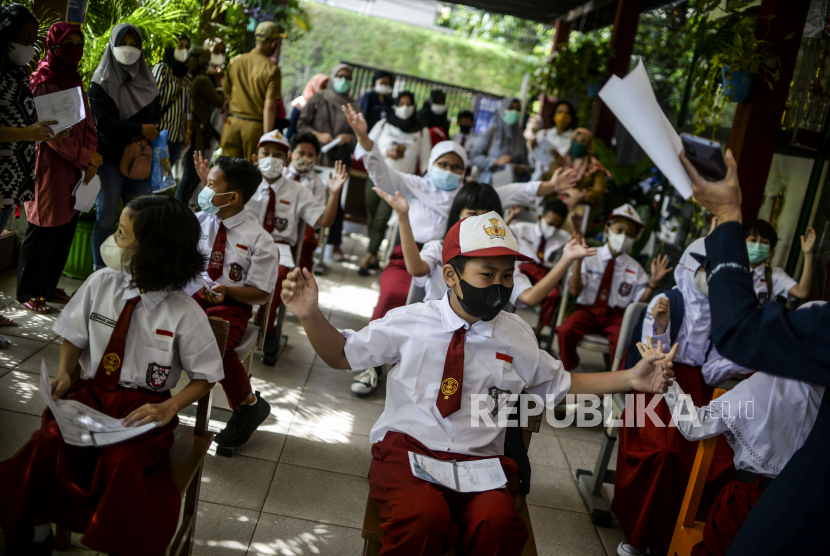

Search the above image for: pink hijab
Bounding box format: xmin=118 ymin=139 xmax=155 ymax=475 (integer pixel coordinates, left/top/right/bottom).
xmin=292 ymin=73 xmax=329 ymax=109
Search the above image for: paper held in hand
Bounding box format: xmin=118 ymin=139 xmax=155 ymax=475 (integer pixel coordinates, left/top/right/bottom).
xmin=33 ymin=86 xmax=86 ymax=135
xmin=72 ymin=173 xmax=101 ymax=213
xmin=598 ymin=59 xmax=693 ymax=200
xmin=39 ymin=360 xmax=158 ymax=447
xmin=408 ymin=451 xmax=508 ymax=492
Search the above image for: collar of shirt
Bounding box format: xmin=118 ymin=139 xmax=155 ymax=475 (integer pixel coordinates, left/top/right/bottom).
xmin=751 ymin=264 xmax=767 ymax=277
xmin=597 ymin=242 xmax=614 ymax=263
xmin=221 ymin=208 xmax=248 ymax=229
xmin=118 ymin=273 xmax=169 ymax=312
xmin=439 ymin=292 xmax=495 ymax=338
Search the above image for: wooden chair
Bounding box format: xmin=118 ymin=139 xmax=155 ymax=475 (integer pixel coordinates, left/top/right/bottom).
xmin=55 ymin=317 xmax=230 ymax=556
xmin=667 ymin=388 xmax=727 ymax=556
xmin=361 ymin=406 xmax=544 ymax=555
xmin=237 ymin=287 xmax=276 ymax=374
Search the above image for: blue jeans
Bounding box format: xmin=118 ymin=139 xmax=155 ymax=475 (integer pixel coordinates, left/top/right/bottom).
xmin=92 ymin=163 xmax=150 ymax=267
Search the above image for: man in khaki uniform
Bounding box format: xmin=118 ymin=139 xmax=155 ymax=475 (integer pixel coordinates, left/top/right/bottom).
xmin=220 ymin=21 xmax=283 ymax=160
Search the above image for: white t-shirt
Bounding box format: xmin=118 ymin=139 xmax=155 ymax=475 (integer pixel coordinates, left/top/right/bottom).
xmin=751 ymin=264 xmax=797 ymax=305
xmin=575 ymin=243 xmax=649 ymax=309
xmin=369 ymin=119 xmax=432 ymax=175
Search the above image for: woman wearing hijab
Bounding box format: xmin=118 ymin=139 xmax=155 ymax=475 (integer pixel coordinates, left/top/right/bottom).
xmin=613 ymin=239 xmax=744 ymax=556
xmin=151 ymin=33 xmax=191 ymax=168
xmin=416 ymin=89 xmax=449 ymax=136
xmin=470 ymin=97 xmax=529 ymax=186
xmin=88 ymin=23 xmax=160 ymax=270
xmin=285 ymin=73 xmax=327 ymax=140
xmin=15 ymin=23 xmax=100 ymax=315
xmin=297 ymin=63 xmax=358 ymax=261
xmin=359 ymin=69 xmax=395 ymax=131
xmin=358 ymin=90 xmax=431 ymax=275
xmin=175 ymin=46 xmax=224 ymax=205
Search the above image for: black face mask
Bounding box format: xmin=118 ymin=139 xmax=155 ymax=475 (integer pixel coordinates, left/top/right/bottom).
xmin=452 ymin=277 xmax=512 ymax=321
xmin=459 ymin=124 xmax=473 ymax=134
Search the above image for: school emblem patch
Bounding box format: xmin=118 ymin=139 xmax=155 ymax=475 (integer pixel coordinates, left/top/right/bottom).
xmin=757 ymin=292 xmax=768 ymax=307
xmin=440 ymin=377 xmax=459 ymax=399
xmin=208 ymin=251 xmax=224 ymax=275
xmin=487 ymin=386 xmax=513 ymax=418
xmin=275 ymin=217 xmax=288 ymax=232
xmin=102 ymin=353 xmax=120 ymax=375
xmin=229 ymin=263 xmax=243 ymax=282
xmin=483 ymin=218 xmax=506 ymax=239
xmin=618 ymin=282 xmax=632 ymax=297
xmin=146 ymin=363 xmax=171 ymax=390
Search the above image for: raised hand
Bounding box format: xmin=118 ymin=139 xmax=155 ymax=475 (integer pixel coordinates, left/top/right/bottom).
xmin=373 ymin=187 xmax=408 ymax=215
xmin=281 ymin=266 xmax=320 ymax=321
xmin=194 ymin=150 xmax=210 ymax=186
xmin=651 ymin=297 xmax=670 ymax=335
xmin=327 ymin=160 xmax=348 ymax=193
xmin=554 ymin=167 xmax=579 ymax=192
xmin=563 ymin=235 xmax=597 ymax=261
xmin=342 ymin=104 xmax=368 ymax=138
xmin=802 ymin=227 xmax=816 ymax=254
xmin=650 ymin=254 xmax=673 ymax=283
xmin=630 ymin=337 xmax=677 ymax=394
xmin=561 ymin=188 xmax=586 ymax=210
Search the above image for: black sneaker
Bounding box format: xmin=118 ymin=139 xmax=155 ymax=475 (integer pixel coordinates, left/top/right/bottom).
xmin=262 ymin=331 xmax=279 ymax=366
xmin=215 ymin=391 xmax=272 ymax=449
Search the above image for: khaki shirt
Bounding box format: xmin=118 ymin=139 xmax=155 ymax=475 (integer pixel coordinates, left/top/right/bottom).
xmin=225 ymin=50 xmax=281 ymax=120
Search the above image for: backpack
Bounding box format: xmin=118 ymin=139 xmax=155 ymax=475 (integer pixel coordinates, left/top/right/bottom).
xmin=623 ymin=288 xmax=685 ymax=370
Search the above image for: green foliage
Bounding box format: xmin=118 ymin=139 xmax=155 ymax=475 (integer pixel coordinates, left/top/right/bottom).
xmin=434 ymin=5 xmax=552 ymax=57
xmin=533 ymin=33 xmax=609 ymax=100
xmin=220 ymin=0 xmax=310 ymax=59
xmin=279 ymin=3 xmax=533 ymax=98
xmin=593 ymin=138 xmax=653 ymax=193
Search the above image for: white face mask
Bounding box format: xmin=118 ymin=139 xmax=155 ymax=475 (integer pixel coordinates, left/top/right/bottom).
xmin=539 ymin=219 xmax=557 ymax=239
xmin=113 ymin=45 xmax=141 ymax=65
xmin=258 ymin=157 xmax=284 ymax=179
xmin=8 ymin=42 xmax=35 ymax=66
xmin=210 ymin=53 xmax=225 ymax=66
xmin=608 ymin=231 xmax=635 ymax=255
xmin=394 ymin=105 xmax=414 ymax=120
xmin=173 ymin=48 xmax=189 ymax=63
xmin=291 ymin=157 xmax=314 ymax=174
xmin=694 ymin=269 xmax=709 ymax=298
xmin=100 ymin=235 xmax=135 ymax=273
xmin=431 ymin=103 xmax=447 ymax=115
xmin=376 ymin=84 xmax=391 ymax=95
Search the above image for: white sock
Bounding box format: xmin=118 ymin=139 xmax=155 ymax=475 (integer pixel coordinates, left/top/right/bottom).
xmin=32 ymin=522 xmax=51 ymax=543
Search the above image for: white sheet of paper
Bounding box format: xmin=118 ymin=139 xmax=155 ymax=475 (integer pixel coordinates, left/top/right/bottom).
xmin=598 ymin=59 xmax=693 ymax=199
xmin=73 ymin=174 xmax=101 ymax=212
xmin=408 ymin=452 xmax=507 ymax=492
xmin=34 ymin=86 xmax=85 ymax=135
xmin=320 ymin=136 xmax=342 ymax=154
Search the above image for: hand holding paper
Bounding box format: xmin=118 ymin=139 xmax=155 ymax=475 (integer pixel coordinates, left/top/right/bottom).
xmin=33 ymin=86 xmax=85 ymax=135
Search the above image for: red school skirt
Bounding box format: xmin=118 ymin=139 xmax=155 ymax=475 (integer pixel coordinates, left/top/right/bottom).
xmin=611 ymin=362 xmax=737 ymax=552
xmin=0 ymin=379 xmax=180 ymax=556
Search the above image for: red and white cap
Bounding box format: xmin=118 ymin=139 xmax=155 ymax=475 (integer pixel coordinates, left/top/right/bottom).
xmin=606 ymin=203 xmax=644 ymax=229
xmin=257 ymin=129 xmax=290 ymax=151
xmin=442 ymin=211 xmax=533 ymax=264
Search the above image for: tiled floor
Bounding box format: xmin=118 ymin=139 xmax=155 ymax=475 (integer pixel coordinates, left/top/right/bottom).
xmin=0 ymin=229 xmax=629 ymax=556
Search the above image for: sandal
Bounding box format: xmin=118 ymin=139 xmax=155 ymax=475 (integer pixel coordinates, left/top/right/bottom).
xmin=18 ymin=297 xmax=50 ymax=314
xmin=52 ymin=288 xmax=71 ymax=302
xmin=0 ymin=314 xmax=13 ymax=326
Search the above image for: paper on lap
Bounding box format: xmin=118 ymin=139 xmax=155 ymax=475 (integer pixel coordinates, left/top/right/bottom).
xmin=39 ymin=359 xmax=158 ymax=447
xmin=598 ymin=59 xmax=693 ymax=199
xmin=408 ymin=451 xmax=508 ymax=492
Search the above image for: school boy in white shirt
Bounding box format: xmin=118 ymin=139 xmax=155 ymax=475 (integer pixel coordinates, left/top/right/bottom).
xmin=0 ymin=196 xmax=224 ymax=555
xmin=743 ymin=219 xmax=815 ymax=306
xmin=244 ymin=130 xmax=348 ymax=364
xmin=191 ymin=154 xmax=280 ymax=451
xmin=556 ymin=204 xmax=673 ymax=370
xmin=280 ymin=210 xmax=676 ymax=555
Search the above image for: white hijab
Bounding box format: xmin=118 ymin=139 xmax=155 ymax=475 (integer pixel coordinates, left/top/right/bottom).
xmin=709 ymin=301 xmax=827 ymax=476
xmin=427 ymin=140 xmax=469 ymax=174
xmin=671 ymin=238 xmax=712 ymax=363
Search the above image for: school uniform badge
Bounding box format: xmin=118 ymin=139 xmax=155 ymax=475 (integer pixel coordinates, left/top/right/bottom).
xmin=275 ymin=217 xmax=288 ymax=232
xmin=229 ymin=263 xmax=243 ymax=282
xmin=208 ymin=251 xmax=224 ymax=275
xmin=618 ymin=282 xmax=632 ymax=296
xmin=146 ymin=362 xmax=171 ymax=390
xmin=441 ymin=377 xmax=459 ymax=398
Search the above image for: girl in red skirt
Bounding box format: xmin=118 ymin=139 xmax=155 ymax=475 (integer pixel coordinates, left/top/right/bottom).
xmin=613 ymin=238 xmax=748 ymax=556
xmin=0 ymin=196 xmax=225 ymax=555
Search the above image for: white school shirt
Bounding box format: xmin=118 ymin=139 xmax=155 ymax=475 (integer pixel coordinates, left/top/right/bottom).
xmin=245 ymin=175 xmax=326 ymax=267
xmin=342 ymin=293 xmax=571 ymax=456
xmin=664 ymin=374 xmax=824 ymax=478
xmin=368 ymin=119 xmax=432 ymax=175
xmin=452 ymin=131 xmax=477 ymax=153
xmin=283 ymin=165 xmax=328 ymax=206
xmin=510 ymin=221 xmax=570 ymax=267
xmin=413 ymin=239 xmax=533 ymax=308
xmin=536 ymin=127 xmax=572 ymax=157
xmin=643 ymin=293 xmax=751 ymax=386
xmin=751 ymin=264 xmax=797 ymax=304
xmin=185 ymin=210 xmax=280 ymax=297
xmin=575 ymin=243 xmax=649 ymax=308
xmin=52 ymin=269 xmax=225 ymax=392
xmin=356 ymin=143 xmax=542 ymax=245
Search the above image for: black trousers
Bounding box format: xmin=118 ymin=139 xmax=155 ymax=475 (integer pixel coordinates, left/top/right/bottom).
xmin=16 ymin=213 xmax=80 ymax=302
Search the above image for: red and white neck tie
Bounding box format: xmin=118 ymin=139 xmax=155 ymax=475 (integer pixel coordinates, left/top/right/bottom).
xmin=591 ymin=258 xmax=616 ymax=316
xmin=93 ymin=296 xmax=141 ymax=391
xmin=537 ymin=235 xmax=547 ymax=263
xmin=436 ymin=327 xmax=467 ymax=418
xmin=263 ymin=187 xmax=276 ymax=233
xmin=207 ymin=222 xmax=226 ymax=281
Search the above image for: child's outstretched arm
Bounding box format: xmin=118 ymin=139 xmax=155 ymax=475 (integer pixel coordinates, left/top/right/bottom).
xmin=517 ymin=234 xmax=596 ymax=306
xmin=790 ymin=227 xmax=815 ymax=299
xmin=281 ymin=267 xmax=350 ymax=369
xmin=639 ymin=255 xmax=673 ymax=302
xmin=317 ymin=160 xmax=348 ymax=227
xmin=373 ymin=187 xmax=430 ymax=277
xmin=569 ymin=337 xmax=677 ymax=396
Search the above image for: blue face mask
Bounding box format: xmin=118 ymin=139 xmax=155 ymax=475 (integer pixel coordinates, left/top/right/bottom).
xmin=332 ymin=77 xmax=351 ymax=94
xmin=198 ymin=188 xmax=232 ymax=215
xmin=431 ymin=167 xmax=461 ymax=191
xmin=746 ymin=242 xmax=770 ymax=264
